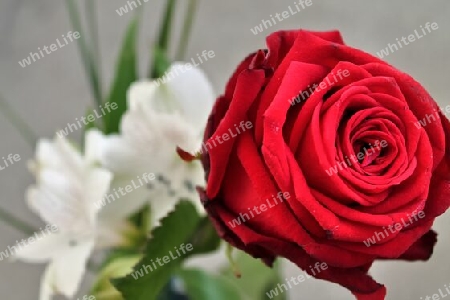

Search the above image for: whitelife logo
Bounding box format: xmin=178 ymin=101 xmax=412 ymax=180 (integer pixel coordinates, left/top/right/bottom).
xmin=0 ymin=154 xmax=21 ymax=172
xmin=289 ymin=68 xmax=350 ymax=107
xmin=116 ymin=0 xmax=150 ymax=16
xmin=198 ymin=120 xmax=252 ymax=155
xmin=76 ymin=296 xmax=95 ymax=300
xmin=130 ymin=243 xmax=193 ymax=280
xmin=376 ymin=22 xmax=439 ymax=58
xmin=363 ymin=211 xmax=425 ymax=247
xmin=266 ymin=262 xmax=328 ymax=298
xmin=153 ymin=50 xmax=215 ymax=87
xmin=227 ymin=192 xmax=291 ymax=228
xmin=325 ymin=140 xmax=388 ymax=176
xmin=420 ymin=283 xmax=450 ymax=300
xmin=250 ymin=0 xmax=313 ymax=35
xmin=414 ymin=105 xmax=450 ymax=129
xmin=18 ymin=31 xmax=80 ymax=68
xmin=94 ymin=172 xmax=156 ymax=210
xmin=56 ymin=103 xmax=118 ymax=138
xmin=0 ymin=224 xmax=58 ymax=261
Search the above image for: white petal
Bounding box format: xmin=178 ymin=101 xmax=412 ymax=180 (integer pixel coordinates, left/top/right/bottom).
xmin=151 ymin=164 xmax=206 ymax=225
xmin=52 ymin=239 xmax=94 ymax=298
xmin=150 ymin=192 xmax=180 ymax=228
xmin=89 ymin=129 xmax=152 ymax=176
xmin=153 ymin=63 xmax=215 ymax=131
xmin=86 ymin=168 xmax=113 ymax=214
xmin=26 ymin=175 xmax=91 ymax=233
xmin=97 ymin=176 xmax=156 ymax=222
xmin=39 ymin=264 xmax=56 ymax=300
xmin=127 ymin=63 xmax=215 ymax=132
xmin=127 ymin=80 xmax=159 ymax=112
xmin=13 ymin=233 xmax=66 ymax=263
xmin=84 ymin=129 xmax=108 ymax=165
xmin=27 ymin=136 xmax=111 ymax=233
xmin=96 ymin=220 xmax=133 ymax=248
xmin=34 ymin=137 xmax=85 ymax=178
xmin=87 ymin=64 xmax=213 ymax=230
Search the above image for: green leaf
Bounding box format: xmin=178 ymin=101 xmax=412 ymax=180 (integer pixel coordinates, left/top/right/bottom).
xmin=176 ymin=0 xmax=198 ymax=60
xmin=150 ymin=0 xmax=177 ymax=78
xmin=85 ymin=0 xmax=101 ymax=78
xmin=221 ymin=251 xmax=286 ymax=300
xmin=112 ymin=201 xmax=202 ymax=300
xmin=177 ymin=269 xmax=241 ymax=300
xmin=104 ymin=16 xmax=139 ymax=134
xmin=186 ymin=216 xmax=221 ymax=256
xmin=0 ymin=93 xmax=37 ymax=148
xmin=65 ymin=0 xmax=102 ymax=106
xmin=124 ymin=204 xmax=152 ymax=248
xmin=100 ymin=248 xmax=142 ymax=271
xmin=84 ymin=108 xmax=99 ymax=131
xmin=157 ymin=0 xmax=176 ymax=52
xmin=91 ymin=254 xmax=141 ymax=300
xmin=151 ymin=46 xmax=171 ymax=79
xmin=0 ymin=206 xmax=36 ymax=236
xmin=128 ymin=204 xmax=151 ymax=232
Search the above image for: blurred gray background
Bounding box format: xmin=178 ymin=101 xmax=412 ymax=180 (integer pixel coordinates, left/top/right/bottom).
xmin=0 ymin=0 xmax=449 ymax=299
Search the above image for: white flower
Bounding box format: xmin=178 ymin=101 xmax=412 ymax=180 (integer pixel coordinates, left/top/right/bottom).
xmin=15 ymin=135 xmax=113 ymax=300
xmin=89 ymin=63 xmax=215 ymax=227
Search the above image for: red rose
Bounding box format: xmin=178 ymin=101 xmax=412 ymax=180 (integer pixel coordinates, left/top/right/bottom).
xmin=198 ymin=30 xmax=450 ymax=299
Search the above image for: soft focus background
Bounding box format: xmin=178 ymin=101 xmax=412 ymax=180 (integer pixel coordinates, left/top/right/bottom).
xmin=0 ymin=0 xmax=449 ymax=299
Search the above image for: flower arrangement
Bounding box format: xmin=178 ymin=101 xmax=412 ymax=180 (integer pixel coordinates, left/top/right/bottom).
xmin=1 ymin=2 xmax=449 ymax=300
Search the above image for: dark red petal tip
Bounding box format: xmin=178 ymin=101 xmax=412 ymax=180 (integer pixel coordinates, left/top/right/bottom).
xmin=176 ymin=146 xmax=200 ymax=162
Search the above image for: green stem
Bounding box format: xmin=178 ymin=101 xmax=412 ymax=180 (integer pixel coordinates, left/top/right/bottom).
xmin=226 ymin=243 xmax=241 ymax=278
xmin=150 ymin=0 xmax=177 ymax=78
xmin=0 ymin=206 xmax=35 ymax=235
xmin=65 ymin=0 xmax=103 ymax=106
xmin=0 ymin=94 xmax=37 ymax=148
xmin=86 ymin=0 xmax=101 ymax=87
xmin=176 ymin=0 xmax=198 ymax=60
xmin=158 ymin=0 xmax=176 ymax=54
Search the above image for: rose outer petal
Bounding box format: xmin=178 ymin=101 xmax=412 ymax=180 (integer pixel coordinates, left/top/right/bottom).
xmin=200 ymin=188 xmax=386 ymax=300
xmin=205 ymin=69 xmax=265 ymax=199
